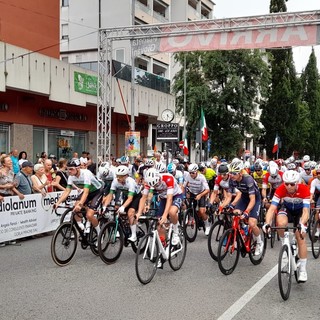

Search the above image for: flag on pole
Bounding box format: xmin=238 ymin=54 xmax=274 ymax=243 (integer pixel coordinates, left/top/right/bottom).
xmin=200 ymin=108 xmax=208 ymax=141
xmin=272 ymin=136 xmax=279 ymax=154
xmin=183 ymin=135 xmax=189 ymax=156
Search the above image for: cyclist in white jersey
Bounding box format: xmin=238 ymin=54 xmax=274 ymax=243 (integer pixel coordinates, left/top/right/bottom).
xmin=54 ymin=158 xmax=104 ymax=235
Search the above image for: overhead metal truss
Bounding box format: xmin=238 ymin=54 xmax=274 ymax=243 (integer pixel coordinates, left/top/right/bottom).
xmin=97 ymin=10 xmax=320 ymax=160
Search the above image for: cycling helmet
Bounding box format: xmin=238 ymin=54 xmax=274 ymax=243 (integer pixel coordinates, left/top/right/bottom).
xmin=198 ymin=162 xmax=206 ymax=171
xmin=287 ymin=162 xmax=296 ymax=170
xmin=167 ymin=163 xmax=176 ymax=174
xmin=144 ymin=159 xmax=154 ymax=167
xmin=98 ymin=162 xmax=110 ymax=177
xmin=269 ymin=166 xmax=279 ymax=178
xmin=116 ymin=165 xmax=129 ymax=176
xmin=231 ymin=157 xmax=241 ymax=164
xmin=303 ymin=162 xmax=311 ymax=170
xmin=220 ymin=158 xmax=227 ymax=163
xmin=244 ymin=161 xmax=250 ymax=169
xmin=120 ymin=155 xmax=129 ymax=164
xmin=229 ymin=161 xmax=243 ymax=173
xmin=310 ymin=161 xmax=317 ymax=169
xmin=210 ymin=158 xmax=217 ymax=165
xmin=145 ymin=168 xmax=161 ymax=187
xmin=303 ymin=155 xmax=310 ymax=162
xmin=188 ymin=163 xmax=199 ymax=173
xmin=283 ymin=170 xmax=300 ymax=184
xmin=155 ymin=162 xmax=166 ymax=173
xmin=67 ymin=158 xmax=80 ymax=168
xmin=254 ymin=162 xmax=263 ymax=171
xmin=176 ymin=164 xmax=185 ymax=172
xmin=218 ymin=163 xmax=229 ymax=174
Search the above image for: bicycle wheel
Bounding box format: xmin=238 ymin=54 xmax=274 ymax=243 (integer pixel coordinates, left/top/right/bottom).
xmin=168 ymin=226 xmax=187 ymax=271
xmin=278 ymin=244 xmax=292 ymax=301
xmin=183 ymin=208 xmax=198 ymax=242
xmin=135 ymin=234 xmax=159 ymax=285
xmin=208 ymin=219 xmax=226 ymax=261
xmin=249 ymin=227 xmax=267 ymax=265
xmin=51 ymin=222 xmax=78 ymax=267
xmin=98 ymin=221 xmax=124 ymax=264
xmin=131 ymin=220 xmax=149 ymax=253
xmin=217 ymin=228 xmax=240 ymax=275
xmin=89 ymin=227 xmax=99 ymax=256
xmin=59 ymin=208 xmax=73 ymax=224
xmin=308 ymin=209 xmax=316 ymax=241
xmin=311 ymin=220 xmax=320 ymax=259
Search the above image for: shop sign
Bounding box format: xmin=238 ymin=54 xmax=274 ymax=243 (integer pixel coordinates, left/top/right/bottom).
xmin=74 ymin=71 xmax=97 ymax=96
xmin=61 ymin=130 xmax=75 ymax=137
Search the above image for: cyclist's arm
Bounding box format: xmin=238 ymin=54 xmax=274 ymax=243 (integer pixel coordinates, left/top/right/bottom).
xmin=136 ymin=192 xmax=148 ymax=217
xmin=301 ymin=206 xmax=309 ymax=226
xmin=102 ymin=191 xmax=114 ymax=207
xmin=265 ymin=204 xmax=277 ymax=225
xmin=54 ymin=186 xmax=72 ymax=207
xmin=121 ymin=192 xmax=134 ymax=209
xmin=161 ymin=193 xmax=173 ymax=223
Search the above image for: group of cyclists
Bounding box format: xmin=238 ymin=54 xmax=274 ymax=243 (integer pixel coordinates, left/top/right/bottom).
xmin=53 ymin=151 xmax=320 ymax=282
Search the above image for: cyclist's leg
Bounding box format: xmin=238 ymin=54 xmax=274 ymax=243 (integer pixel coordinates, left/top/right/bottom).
xmin=276 ymin=207 xmax=289 ymax=242
xmin=169 ymin=194 xmax=183 ymax=244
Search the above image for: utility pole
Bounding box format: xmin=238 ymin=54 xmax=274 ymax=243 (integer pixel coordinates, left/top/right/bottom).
xmin=130 ymin=0 xmax=135 ymax=131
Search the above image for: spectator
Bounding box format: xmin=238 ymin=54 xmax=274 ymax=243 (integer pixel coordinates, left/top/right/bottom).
xmin=54 ymin=158 xmax=68 ymax=191
xmin=87 ymin=157 xmax=96 ymax=175
xmin=38 ymin=151 xmax=47 ymax=164
xmin=10 ymin=149 xmax=20 ymax=174
xmin=43 ymin=159 xmax=55 ymax=192
xmin=49 ymin=154 xmax=58 ymax=173
xmin=15 ymin=161 xmax=34 ymax=196
xmin=31 ymin=164 xmax=48 ymax=196
xmin=18 ymin=151 xmax=28 ymax=168
xmin=72 ymin=152 xmax=79 ymax=159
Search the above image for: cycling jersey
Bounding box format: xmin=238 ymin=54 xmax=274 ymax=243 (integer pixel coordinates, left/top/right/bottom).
xmin=67 ymin=169 xmax=102 ymax=193
xmin=310 ymin=178 xmax=320 ymax=194
xmin=109 ymin=176 xmax=139 ymax=196
xmin=202 ymin=168 xmax=216 ymax=181
xmin=300 ymin=171 xmax=313 ymax=184
xmin=227 ymin=174 xmax=260 ymax=198
xmin=142 ymin=173 xmax=182 ymax=199
xmin=262 ymin=171 xmax=283 ymax=190
xmin=183 ymin=172 xmax=209 ymax=195
xmin=214 ymin=175 xmax=230 ymax=191
xmin=252 ymin=170 xmax=267 ymax=189
xmin=173 ymin=170 xmax=184 ymax=184
xmin=271 ymin=183 xmax=310 ymax=211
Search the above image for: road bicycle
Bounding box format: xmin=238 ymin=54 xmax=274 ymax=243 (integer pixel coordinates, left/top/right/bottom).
xmin=217 ymin=211 xmax=266 ymax=275
xmin=97 ymin=207 xmax=149 ymax=264
xmin=308 ymin=202 xmax=317 ymax=242
xmin=267 ymin=226 xmax=302 ymax=301
xmin=51 ymin=206 xmax=109 ymax=266
xmin=310 ymin=209 xmax=320 ymax=259
xmin=183 ymin=195 xmax=214 ymax=242
xmin=135 ymin=213 xmax=187 ymax=285
xmin=207 ymin=207 xmax=232 ymax=261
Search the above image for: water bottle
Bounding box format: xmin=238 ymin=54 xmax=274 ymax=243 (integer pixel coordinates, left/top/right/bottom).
xmin=242 ymin=224 xmax=249 ymax=236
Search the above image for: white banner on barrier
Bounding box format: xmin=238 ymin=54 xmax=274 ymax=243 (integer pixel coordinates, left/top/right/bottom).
xmin=0 ymin=191 xmax=78 ymax=242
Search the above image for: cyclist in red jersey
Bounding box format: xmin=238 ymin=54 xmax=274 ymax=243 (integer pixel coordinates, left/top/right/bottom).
xmin=136 ymin=168 xmax=183 ymax=246
xmin=263 ymin=170 xmax=310 ymax=282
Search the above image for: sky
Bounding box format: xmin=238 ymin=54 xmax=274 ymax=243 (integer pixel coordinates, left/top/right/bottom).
xmin=213 ymin=0 xmax=320 ymax=73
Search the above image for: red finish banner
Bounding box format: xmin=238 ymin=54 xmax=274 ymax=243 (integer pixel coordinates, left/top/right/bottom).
xmin=159 ymin=25 xmax=320 ymax=53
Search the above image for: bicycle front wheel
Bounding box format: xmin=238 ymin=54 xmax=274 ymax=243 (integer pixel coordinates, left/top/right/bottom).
xmin=51 ymin=222 xmax=78 ymax=267
xmin=135 ymin=234 xmax=159 ymax=285
xmin=278 ymin=244 xmax=292 ymax=301
xmin=308 ymin=209 xmax=316 ymax=241
xmin=208 ymin=219 xmax=226 ymax=261
xmin=311 ymin=220 xmax=320 ymax=259
xmin=98 ymin=221 xmax=124 ymax=264
xmin=169 ymin=226 xmax=187 ymax=271
xmin=131 ymin=220 xmax=149 ymax=253
xmin=89 ymin=227 xmax=99 ymax=256
xmin=217 ymin=228 xmax=240 ymax=275
xmin=59 ymin=208 xmax=73 ymax=224
xmin=183 ymin=208 xmax=198 ymax=242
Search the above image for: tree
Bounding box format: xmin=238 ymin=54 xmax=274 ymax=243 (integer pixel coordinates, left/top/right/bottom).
xmin=172 ymin=50 xmax=270 ymax=159
xmin=260 ymin=0 xmax=301 ymax=158
xmin=300 ymin=48 xmax=320 ymax=159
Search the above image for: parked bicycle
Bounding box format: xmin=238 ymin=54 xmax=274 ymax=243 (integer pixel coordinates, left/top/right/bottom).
xmin=97 ymin=207 xmax=149 ymax=264
xmin=217 ymin=211 xmax=266 ymax=275
xmin=135 ymin=212 xmax=187 ymax=284
xmin=51 ymin=206 xmax=109 ymax=266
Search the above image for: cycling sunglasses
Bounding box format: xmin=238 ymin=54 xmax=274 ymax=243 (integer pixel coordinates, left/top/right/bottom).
xmin=285 ymin=182 xmax=296 ymax=187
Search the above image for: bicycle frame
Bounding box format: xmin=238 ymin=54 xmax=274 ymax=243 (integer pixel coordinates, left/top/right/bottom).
xmin=228 ymin=214 xmax=251 ymax=253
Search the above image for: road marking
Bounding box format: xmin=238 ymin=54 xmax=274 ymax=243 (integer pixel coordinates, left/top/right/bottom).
xmin=217 ymin=265 xmax=278 ymax=320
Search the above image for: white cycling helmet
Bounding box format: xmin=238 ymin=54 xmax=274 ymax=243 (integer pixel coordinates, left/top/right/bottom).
xmin=229 ymin=161 xmax=244 ymax=173
xmin=303 ymin=155 xmax=310 ymax=162
xmin=98 ymin=162 xmax=110 ymax=177
xmin=269 ymin=165 xmax=279 ymax=177
xmin=244 ymin=161 xmax=250 ymax=169
xmin=155 ymin=162 xmax=166 ymax=173
xmin=144 ymin=159 xmax=154 ymax=167
xmin=188 ymin=163 xmax=199 ymax=173
xmin=287 ymin=162 xmax=296 ymax=170
xmin=116 ymin=165 xmax=129 ymax=176
xmin=145 ymin=168 xmax=161 ymax=187
xmin=283 ymin=170 xmax=300 ymax=184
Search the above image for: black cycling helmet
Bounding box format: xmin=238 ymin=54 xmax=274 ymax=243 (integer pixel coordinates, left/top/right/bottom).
xmin=67 ymin=158 xmax=81 ymax=168
xmin=198 ymin=162 xmax=206 ymax=171
xmin=254 ymin=162 xmax=263 ymax=171
xmin=218 ymin=163 xmax=229 ymax=174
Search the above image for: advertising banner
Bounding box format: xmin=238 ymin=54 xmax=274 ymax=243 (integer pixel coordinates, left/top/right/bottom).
xmin=125 ymin=131 xmax=141 ymax=157
xmin=74 ymin=71 xmax=98 ymax=96
xmin=0 ymin=191 xmax=78 ymax=242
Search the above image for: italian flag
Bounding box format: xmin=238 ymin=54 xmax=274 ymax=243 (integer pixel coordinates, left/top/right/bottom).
xmin=183 ymin=135 xmax=189 ymax=156
xmin=201 ymin=108 xmax=208 ymax=141
xmin=272 ymin=136 xmax=279 ymax=154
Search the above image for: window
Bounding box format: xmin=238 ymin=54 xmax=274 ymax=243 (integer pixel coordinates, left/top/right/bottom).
xmin=0 ymin=123 xmax=9 ymax=154
xmin=62 ymin=0 xmax=69 ymax=7
xmin=61 ymin=24 xmax=69 ymax=40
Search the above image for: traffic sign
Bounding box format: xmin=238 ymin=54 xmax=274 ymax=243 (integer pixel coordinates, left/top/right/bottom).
xmin=179 ymin=140 xmax=184 ymax=148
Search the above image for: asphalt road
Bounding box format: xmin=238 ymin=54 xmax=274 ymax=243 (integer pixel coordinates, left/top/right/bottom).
xmin=0 ymin=231 xmax=319 ymax=320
